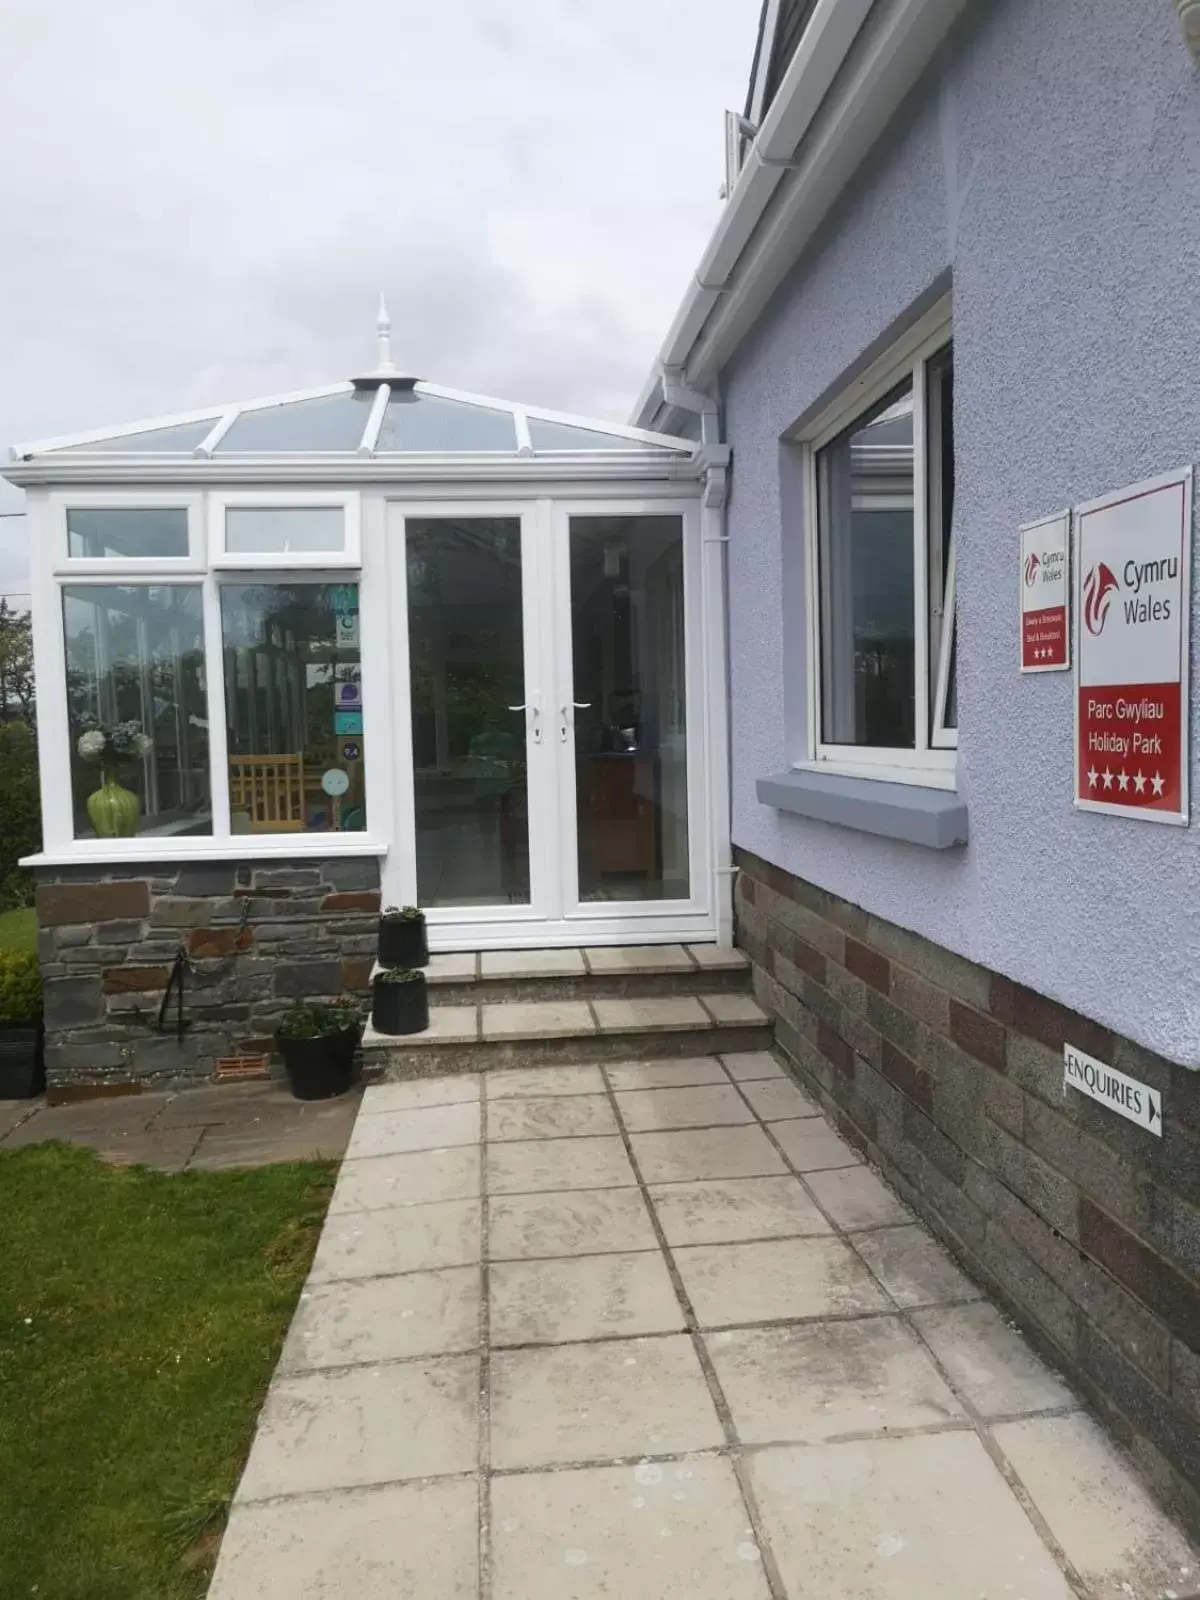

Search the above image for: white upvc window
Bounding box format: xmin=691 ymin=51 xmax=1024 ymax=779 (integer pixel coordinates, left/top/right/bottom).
xmin=32 ymin=490 xmax=383 ymax=862
xmin=208 ymin=490 xmax=361 ymax=569
xmin=800 ymin=306 xmax=957 ymax=787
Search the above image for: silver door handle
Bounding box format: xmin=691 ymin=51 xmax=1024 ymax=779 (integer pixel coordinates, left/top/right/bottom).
xmin=559 ymin=702 xmax=591 ymax=741
xmin=508 ymin=702 xmax=542 ymax=744
xmin=573 ymin=702 xmax=592 ymax=709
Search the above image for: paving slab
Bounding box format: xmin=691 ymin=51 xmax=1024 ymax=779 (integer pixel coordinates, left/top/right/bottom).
xmin=328 ymin=1147 xmax=480 ymax=1212
xmin=720 ymin=1051 xmax=784 ymax=1080
xmin=804 ymin=1164 xmax=912 ymax=1229
xmin=706 ymin=1316 xmax=965 ymax=1445
xmin=615 ymin=1083 xmax=754 ymax=1132
xmin=489 ymin=1187 xmax=657 ymax=1261
xmin=771 ymin=1117 xmax=863 ymax=1172
xmin=912 ymin=1302 xmax=1079 ymax=1417
xmin=0 ymin=1100 xmax=38 ymax=1140
xmin=490 ymin=1250 xmax=684 ymax=1345
xmin=426 ymin=951 xmax=478 ymax=984
xmin=748 ymin=1431 xmax=1075 ymax=1599
xmin=584 ymin=943 xmax=694 ymax=973
xmin=359 ymin=1075 xmax=480 ymax=1113
xmin=481 ymin=1000 xmax=595 ymax=1039
xmin=490 ymin=1335 xmax=723 ymax=1469
xmin=701 ymin=993 xmax=769 ymax=1026
xmin=488 ymin=1093 xmax=619 ymax=1142
xmin=687 ymin=944 xmax=750 ymax=970
xmin=309 ymin=1197 xmax=481 ymax=1281
xmin=674 ymin=1236 xmax=890 ymax=1326
xmin=490 ymin=1457 xmax=772 ymax=1600
xmin=343 ymin=1099 xmax=480 ymax=1160
xmin=852 ymin=1223 xmax=984 ymax=1309
xmin=649 ymin=1175 xmax=832 ymax=1247
xmin=481 ymin=947 xmax=586 ymax=979
xmin=209 ymin=1478 xmax=480 ymax=1599
xmin=237 ymin=1355 xmax=479 ymax=1500
xmin=489 ymin=1064 xmax=606 ymax=1098
xmin=487 ymin=1135 xmax=633 ymax=1194
xmin=279 ymin=1267 xmax=480 ymax=1371
xmin=94 ymin=1128 xmax=204 ymax=1172
xmin=993 ymin=1411 xmax=1200 ymax=1599
xmin=605 ymin=1057 xmax=730 ymax=1090
xmin=630 ymin=1124 xmax=787 ymax=1183
xmin=736 ymin=1075 xmax=819 ymax=1121
xmin=593 ymin=995 xmax=710 ymax=1033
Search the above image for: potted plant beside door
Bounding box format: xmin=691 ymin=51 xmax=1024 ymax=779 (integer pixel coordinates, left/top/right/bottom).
xmin=0 ymin=950 xmax=45 ymax=1099
xmin=275 ymin=998 xmax=363 ymax=1100
xmin=371 ymin=968 xmax=429 ymax=1036
xmin=377 ymin=905 xmax=429 ymax=968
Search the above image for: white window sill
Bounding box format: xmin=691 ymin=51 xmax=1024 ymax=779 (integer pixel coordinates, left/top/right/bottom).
xmin=802 ymin=756 xmax=958 ymax=792
xmin=21 ymin=836 xmax=389 ymax=869
xmin=757 ymin=769 xmax=968 ymax=849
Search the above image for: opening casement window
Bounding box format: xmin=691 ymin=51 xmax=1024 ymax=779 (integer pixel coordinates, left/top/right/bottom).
xmin=41 ymin=492 xmax=375 ymax=853
xmin=804 ymin=314 xmax=957 ymax=785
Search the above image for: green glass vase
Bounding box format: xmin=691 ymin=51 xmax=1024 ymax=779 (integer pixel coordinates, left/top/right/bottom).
xmin=86 ymin=773 xmax=140 ymax=839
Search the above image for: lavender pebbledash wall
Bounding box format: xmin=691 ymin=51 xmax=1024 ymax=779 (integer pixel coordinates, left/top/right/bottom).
xmin=721 ymin=0 xmax=1200 ymax=1067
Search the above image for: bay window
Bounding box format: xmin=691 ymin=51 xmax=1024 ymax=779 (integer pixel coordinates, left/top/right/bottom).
xmin=806 ymin=314 xmax=957 ymax=782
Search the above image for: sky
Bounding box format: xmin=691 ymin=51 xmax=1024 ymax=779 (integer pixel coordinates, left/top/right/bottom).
xmin=0 ymin=0 xmax=761 ymax=601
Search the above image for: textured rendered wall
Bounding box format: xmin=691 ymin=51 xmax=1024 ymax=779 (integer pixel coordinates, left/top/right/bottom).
xmin=722 ymin=0 xmax=1200 ymax=1066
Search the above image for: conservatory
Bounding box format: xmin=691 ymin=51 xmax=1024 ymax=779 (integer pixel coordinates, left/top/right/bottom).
xmin=6 ymin=312 xmax=732 ymax=953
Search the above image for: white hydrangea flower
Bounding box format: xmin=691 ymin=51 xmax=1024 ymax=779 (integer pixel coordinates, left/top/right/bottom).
xmin=77 ymin=729 xmax=107 ymax=760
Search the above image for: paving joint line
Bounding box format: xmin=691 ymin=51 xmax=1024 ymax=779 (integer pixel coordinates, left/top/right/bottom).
xmin=595 ymin=1057 xmax=792 ymax=1600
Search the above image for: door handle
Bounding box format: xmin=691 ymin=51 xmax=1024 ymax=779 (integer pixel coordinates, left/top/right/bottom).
xmin=508 ymin=701 xmax=542 ymax=744
xmin=559 ymin=702 xmax=591 ymax=741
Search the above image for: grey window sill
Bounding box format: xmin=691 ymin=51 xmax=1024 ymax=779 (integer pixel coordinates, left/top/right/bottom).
xmin=756 ymin=769 xmax=968 ymax=849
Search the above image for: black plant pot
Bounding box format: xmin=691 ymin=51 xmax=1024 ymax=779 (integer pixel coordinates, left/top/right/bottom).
xmin=0 ymin=1019 xmax=44 ymax=1099
xmin=377 ymin=916 xmax=429 ymax=969
xmin=277 ymin=1026 xmax=360 ymax=1101
xmin=371 ymin=975 xmax=429 ymax=1037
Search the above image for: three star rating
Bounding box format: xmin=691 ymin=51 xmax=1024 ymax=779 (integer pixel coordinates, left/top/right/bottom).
xmin=1085 ymin=766 xmax=1167 ymax=797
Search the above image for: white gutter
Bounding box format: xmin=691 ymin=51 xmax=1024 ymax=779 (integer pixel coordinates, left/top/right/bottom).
xmin=636 ymin=0 xmax=967 ymax=428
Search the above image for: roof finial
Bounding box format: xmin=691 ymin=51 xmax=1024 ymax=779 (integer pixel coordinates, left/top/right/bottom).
xmin=374 ymin=292 xmax=398 ymax=376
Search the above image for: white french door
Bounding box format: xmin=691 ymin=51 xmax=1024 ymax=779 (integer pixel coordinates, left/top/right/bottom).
xmin=386 ymin=497 xmax=712 ymax=949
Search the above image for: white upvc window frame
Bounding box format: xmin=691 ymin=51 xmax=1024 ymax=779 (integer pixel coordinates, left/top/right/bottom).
xmin=797 ymin=300 xmax=957 ymax=789
xmin=50 ymin=488 xmax=205 ymax=575
xmin=208 ymin=489 xmax=362 ymax=570
xmin=27 ymin=487 xmax=388 ymax=865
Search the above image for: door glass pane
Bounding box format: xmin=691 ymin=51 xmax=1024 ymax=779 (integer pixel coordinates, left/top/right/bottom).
xmin=569 ymin=515 xmax=689 ymax=902
xmin=63 ymin=584 xmax=210 ymax=837
xmin=817 ymin=380 xmax=916 ymax=747
xmin=406 ymin=518 xmax=529 ymax=906
xmin=220 ymin=583 xmax=367 ymax=833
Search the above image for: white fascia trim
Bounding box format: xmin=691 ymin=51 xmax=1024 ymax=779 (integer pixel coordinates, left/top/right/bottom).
xmin=14 ymin=383 xmax=354 ymax=458
xmin=633 ymin=0 xmax=965 ymax=425
xmin=21 ymin=836 xmax=389 ymax=869
xmin=415 ymin=381 xmax=696 ymax=453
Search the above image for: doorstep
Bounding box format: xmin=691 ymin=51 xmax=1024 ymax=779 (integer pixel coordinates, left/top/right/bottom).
xmin=392 ymin=943 xmax=752 ymax=1005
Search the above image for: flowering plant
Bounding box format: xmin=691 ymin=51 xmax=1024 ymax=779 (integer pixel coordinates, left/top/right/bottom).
xmin=76 ymin=718 xmax=153 ymax=765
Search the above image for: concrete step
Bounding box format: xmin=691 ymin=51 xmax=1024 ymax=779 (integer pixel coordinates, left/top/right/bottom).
xmin=360 ymin=991 xmax=773 ymax=1078
xmin=378 ymin=944 xmax=752 ymax=1006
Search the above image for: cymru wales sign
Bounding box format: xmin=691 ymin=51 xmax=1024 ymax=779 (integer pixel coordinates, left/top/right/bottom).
xmin=1074 ymin=468 xmax=1192 ymax=826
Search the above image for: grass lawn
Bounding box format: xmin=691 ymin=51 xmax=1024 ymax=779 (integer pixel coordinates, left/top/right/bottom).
xmin=0 ymin=1142 xmax=335 ymax=1599
xmin=0 ymin=904 xmax=37 ymax=953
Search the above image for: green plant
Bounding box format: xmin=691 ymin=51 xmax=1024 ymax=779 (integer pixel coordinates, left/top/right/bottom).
xmin=275 ymin=998 xmax=362 ymax=1040
xmin=0 ymin=720 xmax=40 ymax=908
xmin=0 ymin=949 xmax=41 ymax=1023
xmin=374 ymin=967 xmax=423 ymax=984
xmin=379 ymin=904 xmax=423 ymax=922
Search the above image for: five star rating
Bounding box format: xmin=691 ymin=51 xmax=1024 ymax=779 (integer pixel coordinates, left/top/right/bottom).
xmin=1085 ymin=766 xmax=1166 ymax=797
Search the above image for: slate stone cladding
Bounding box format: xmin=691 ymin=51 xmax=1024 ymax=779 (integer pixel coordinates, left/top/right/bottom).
xmin=34 ymin=858 xmax=381 ymax=1094
xmin=735 ymin=846 xmax=1200 ymax=1534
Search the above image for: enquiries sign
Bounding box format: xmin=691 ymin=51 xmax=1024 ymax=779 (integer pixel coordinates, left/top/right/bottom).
xmin=1020 ymin=511 xmax=1070 ymax=671
xmin=1074 ymin=467 xmax=1193 ymax=825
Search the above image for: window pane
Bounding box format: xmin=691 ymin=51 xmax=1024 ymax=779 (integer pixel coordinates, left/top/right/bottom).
xmin=216 ymin=392 xmax=373 ymax=452
xmin=927 ymin=346 xmax=956 ymax=730
xmin=378 ymin=393 xmax=517 ymax=453
xmin=54 ymin=420 xmax=216 ymax=454
xmin=569 ymin=515 xmax=690 ymax=902
xmin=67 ymin=508 xmax=189 ymax=560
xmin=406 ymin=518 xmax=530 ymax=906
xmin=224 ymin=507 xmax=344 ymax=555
xmin=817 ymin=381 xmax=916 ymax=748
xmin=221 ymin=584 xmax=367 ymax=833
xmin=63 ymin=585 xmax=210 ymax=838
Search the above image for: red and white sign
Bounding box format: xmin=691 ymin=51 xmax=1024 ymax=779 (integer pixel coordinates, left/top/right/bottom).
xmin=1020 ymin=511 xmax=1070 ymax=671
xmin=1074 ymin=467 xmax=1192 ymax=826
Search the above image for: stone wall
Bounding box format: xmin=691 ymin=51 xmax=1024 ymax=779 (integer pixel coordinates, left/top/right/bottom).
xmin=34 ymin=857 xmax=381 ymax=1094
xmin=735 ymin=846 xmax=1200 ymax=1533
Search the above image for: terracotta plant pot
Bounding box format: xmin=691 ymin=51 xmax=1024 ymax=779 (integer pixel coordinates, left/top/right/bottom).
xmin=377 ymin=913 xmax=429 ymax=968
xmin=86 ymin=774 xmax=140 ymax=838
xmin=371 ymin=973 xmax=429 ymax=1036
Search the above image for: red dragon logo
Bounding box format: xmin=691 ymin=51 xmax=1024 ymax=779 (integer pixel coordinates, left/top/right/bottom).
xmin=1024 ymin=552 xmax=1040 ymax=587
xmin=1083 ymin=562 xmax=1118 ymax=635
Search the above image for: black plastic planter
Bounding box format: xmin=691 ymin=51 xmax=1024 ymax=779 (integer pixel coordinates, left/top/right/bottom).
xmin=277 ymin=1027 xmax=359 ymax=1100
xmin=0 ymin=1020 xmax=44 ymax=1099
xmin=377 ymin=915 xmax=429 ymax=969
xmin=371 ymin=975 xmax=429 ymax=1036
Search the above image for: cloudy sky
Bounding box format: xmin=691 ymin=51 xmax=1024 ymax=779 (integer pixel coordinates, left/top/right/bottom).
xmin=0 ymin=0 xmax=761 ymax=599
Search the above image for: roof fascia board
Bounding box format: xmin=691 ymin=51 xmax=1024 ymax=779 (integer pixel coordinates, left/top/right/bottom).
xmin=633 ymin=0 xmax=964 ymax=425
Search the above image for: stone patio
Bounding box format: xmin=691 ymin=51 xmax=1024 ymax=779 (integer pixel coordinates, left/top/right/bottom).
xmin=208 ymin=1052 xmax=1199 ymax=1599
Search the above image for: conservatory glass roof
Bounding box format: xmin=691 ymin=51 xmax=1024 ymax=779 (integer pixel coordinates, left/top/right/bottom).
xmin=12 ymin=380 xmax=695 ymax=462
